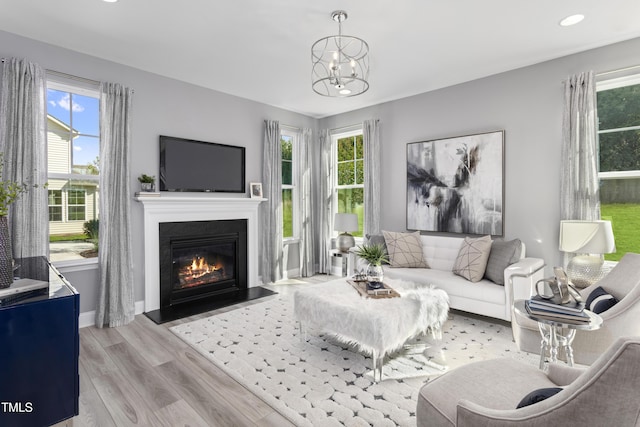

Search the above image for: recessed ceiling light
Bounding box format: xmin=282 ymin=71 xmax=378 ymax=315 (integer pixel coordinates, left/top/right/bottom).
xmin=560 ymin=14 xmax=584 ymax=27
xmin=339 ymin=89 xmax=352 ymax=96
xmin=103 ymin=0 xmax=118 ymax=3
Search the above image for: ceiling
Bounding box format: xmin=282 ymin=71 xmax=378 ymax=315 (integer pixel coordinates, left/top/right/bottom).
xmin=2 ymin=0 xmax=640 ymax=118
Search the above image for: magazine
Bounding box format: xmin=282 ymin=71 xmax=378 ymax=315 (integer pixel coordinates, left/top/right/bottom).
xmin=525 ymin=300 xmax=590 ymax=323
xmin=528 ymin=295 xmax=585 ymax=313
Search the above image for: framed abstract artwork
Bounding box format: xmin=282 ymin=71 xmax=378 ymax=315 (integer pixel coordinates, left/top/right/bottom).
xmin=406 ymin=130 xmax=504 ymax=236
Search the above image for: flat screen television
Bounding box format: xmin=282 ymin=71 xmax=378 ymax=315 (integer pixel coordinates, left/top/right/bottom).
xmin=159 ymin=135 xmax=246 ymax=193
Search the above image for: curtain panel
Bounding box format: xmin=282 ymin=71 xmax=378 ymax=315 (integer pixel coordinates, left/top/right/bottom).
xmin=318 ymin=129 xmax=334 ymax=274
xmin=560 ymin=71 xmax=600 ymax=222
xmin=261 ymin=120 xmax=283 ymax=283
xmin=95 ymin=82 xmax=135 ymax=328
xmin=363 ymin=119 xmax=381 ymax=237
xmin=298 ymin=128 xmax=315 ymax=277
xmin=0 ymin=58 xmax=48 ymax=258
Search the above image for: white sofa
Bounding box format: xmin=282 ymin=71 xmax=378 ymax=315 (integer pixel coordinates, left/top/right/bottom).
xmin=353 ymin=234 xmax=545 ymax=321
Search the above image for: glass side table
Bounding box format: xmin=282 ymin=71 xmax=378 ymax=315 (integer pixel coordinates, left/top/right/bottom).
xmin=513 ymin=300 xmax=603 ymax=369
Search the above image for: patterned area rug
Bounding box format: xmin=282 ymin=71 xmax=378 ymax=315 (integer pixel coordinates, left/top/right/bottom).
xmin=170 ymin=294 xmax=540 ymax=427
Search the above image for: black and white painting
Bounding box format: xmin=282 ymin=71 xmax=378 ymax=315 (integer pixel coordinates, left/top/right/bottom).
xmin=406 ymin=131 xmax=504 ymax=236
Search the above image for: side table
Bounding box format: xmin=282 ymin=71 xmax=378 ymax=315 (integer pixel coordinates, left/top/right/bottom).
xmin=513 ymin=300 xmax=603 ymax=369
xmin=330 ymin=249 xmax=350 ymax=276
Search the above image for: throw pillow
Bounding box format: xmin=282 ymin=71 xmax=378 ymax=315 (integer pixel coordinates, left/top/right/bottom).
xmin=452 ymin=235 xmax=492 ymax=282
xmin=382 ymin=230 xmax=428 ymax=268
xmin=516 ymin=387 xmax=563 ymax=409
xmin=484 ymin=238 xmax=522 ymax=285
xmin=585 ymin=286 xmax=619 ymax=314
xmin=365 ymin=234 xmax=389 ymax=265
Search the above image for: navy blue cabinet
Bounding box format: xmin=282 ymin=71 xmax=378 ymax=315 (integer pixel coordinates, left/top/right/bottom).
xmin=0 ymin=257 xmax=80 ymax=426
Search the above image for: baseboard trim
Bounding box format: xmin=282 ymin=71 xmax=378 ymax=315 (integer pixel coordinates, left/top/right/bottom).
xmin=79 ymin=300 xmax=145 ymax=328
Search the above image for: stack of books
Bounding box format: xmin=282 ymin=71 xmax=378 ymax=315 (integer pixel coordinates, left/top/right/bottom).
xmin=525 ymin=295 xmax=589 ymax=324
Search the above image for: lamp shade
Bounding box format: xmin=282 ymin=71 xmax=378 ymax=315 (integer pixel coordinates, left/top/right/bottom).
xmin=559 ymin=220 xmax=616 ymax=254
xmin=334 ymin=213 xmax=358 ymax=233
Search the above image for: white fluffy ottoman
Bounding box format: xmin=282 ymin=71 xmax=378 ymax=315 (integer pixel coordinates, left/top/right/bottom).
xmin=293 ymin=278 xmax=449 ymax=381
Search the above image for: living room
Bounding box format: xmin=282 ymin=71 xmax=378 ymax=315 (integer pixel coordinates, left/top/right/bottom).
xmin=1 ymin=2 xmax=640 ymax=426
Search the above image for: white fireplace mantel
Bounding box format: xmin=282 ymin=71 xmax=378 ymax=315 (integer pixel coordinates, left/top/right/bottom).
xmin=135 ymin=194 xmax=265 ymax=312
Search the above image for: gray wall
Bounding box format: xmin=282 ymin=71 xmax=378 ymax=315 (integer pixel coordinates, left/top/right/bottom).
xmin=319 ymin=37 xmax=640 ymax=274
xmin=0 ymin=30 xmax=316 ymax=314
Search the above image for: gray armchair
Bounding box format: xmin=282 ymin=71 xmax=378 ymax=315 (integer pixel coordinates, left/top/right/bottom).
xmin=417 ymin=336 xmax=640 ymax=427
xmin=512 ymin=252 xmax=640 ymax=365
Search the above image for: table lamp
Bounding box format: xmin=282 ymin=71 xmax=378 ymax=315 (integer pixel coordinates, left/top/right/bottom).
xmin=334 ymin=213 xmax=358 ymax=252
xmin=559 ymin=220 xmax=616 ymax=287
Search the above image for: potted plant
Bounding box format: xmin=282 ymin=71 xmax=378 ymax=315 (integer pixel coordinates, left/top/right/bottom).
xmin=0 ymin=154 xmax=35 ymax=288
xmin=138 ymin=174 xmax=156 ymax=192
xmin=354 ymin=243 xmax=389 ymax=285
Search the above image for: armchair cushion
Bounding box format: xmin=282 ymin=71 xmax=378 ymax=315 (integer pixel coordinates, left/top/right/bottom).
xmin=585 ymin=286 xmax=618 ymax=314
xmin=516 ymin=387 xmax=563 ymax=408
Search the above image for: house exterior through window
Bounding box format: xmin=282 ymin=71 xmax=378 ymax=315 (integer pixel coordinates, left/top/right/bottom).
xmin=596 ymin=74 xmax=640 ymax=260
xmin=281 ymin=130 xmax=298 ymax=240
xmin=46 ymin=80 xmax=100 ymax=263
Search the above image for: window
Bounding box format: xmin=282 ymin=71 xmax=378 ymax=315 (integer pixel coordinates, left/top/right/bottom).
xmin=596 ymin=75 xmax=640 ymax=260
xmin=333 ymin=129 xmax=365 ymax=237
xmin=281 ymin=130 xmax=298 ymax=239
xmin=46 ymin=80 xmax=100 ymax=263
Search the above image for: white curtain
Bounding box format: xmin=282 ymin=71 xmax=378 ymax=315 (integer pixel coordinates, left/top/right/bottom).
xmin=561 ymin=71 xmax=600 ymax=221
xmin=318 ymin=129 xmax=334 ymax=274
xmin=0 ymin=58 xmax=48 ymax=258
xmin=95 ymin=82 xmax=135 ymax=328
xmin=298 ymin=128 xmax=315 ymax=277
xmin=261 ymin=120 xmax=283 ymax=283
xmin=363 ymin=119 xmax=381 ymax=236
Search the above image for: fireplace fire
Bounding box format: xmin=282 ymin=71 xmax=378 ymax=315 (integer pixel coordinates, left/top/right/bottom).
xmin=159 ymin=219 xmax=247 ymax=314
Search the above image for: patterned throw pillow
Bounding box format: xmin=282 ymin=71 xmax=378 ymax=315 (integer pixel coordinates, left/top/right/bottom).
xmin=484 ymin=238 xmax=522 ymax=285
xmin=585 ymin=286 xmax=619 ymax=314
xmin=382 ymin=230 xmax=428 ymax=268
xmin=452 ymin=235 xmax=493 ymax=282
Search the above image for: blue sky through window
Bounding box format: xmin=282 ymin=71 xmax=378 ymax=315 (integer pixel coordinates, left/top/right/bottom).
xmin=47 ymin=89 xmax=99 ymax=168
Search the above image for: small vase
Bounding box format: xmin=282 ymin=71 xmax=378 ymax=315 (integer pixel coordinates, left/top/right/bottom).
xmin=0 ymin=216 xmax=13 ymax=289
xmin=141 ymin=182 xmax=155 ymax=192
xmin=366 ymin=263 xmax=384 ymax=284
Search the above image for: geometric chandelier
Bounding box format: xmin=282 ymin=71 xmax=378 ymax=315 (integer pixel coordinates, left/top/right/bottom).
xmin=311 ymin=10 xmax=370 ymax=97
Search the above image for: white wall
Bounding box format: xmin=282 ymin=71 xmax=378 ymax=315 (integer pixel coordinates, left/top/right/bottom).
xmin=0 ymin=30 xmax=316 ymax=315
xmin=318 ymin=37 xmax=640 ymax=274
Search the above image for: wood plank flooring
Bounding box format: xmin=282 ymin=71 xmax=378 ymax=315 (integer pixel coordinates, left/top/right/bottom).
xmin=64 ymin=274 xmax=334 ymax=427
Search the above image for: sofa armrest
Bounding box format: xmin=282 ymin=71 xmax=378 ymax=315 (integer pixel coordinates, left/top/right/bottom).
xmin=546 ymin=363 xmax=585 ymax=386
xmin=503 ymin=258 xmax=546 ymax=320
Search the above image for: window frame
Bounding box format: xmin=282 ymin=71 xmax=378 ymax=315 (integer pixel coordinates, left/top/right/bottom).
xmin=46 ymin=78 xmax=101 ymax=269
xmin=281 ymin=129 xmax=299 ymax=242
xmin=331 ymin=127 xmax=365 ymax=238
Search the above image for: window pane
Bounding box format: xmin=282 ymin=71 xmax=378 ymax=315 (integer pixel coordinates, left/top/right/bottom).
xmin=355 ymin=135 xmax=364 ymax=159
xmin=599 ymin=130 xmax=640 ymax=172
xmin=337 ymin=161 xmax=355 ymax=185
xmin=601 ymin=200 xmax=640 ymax=261
xmin=598 ymin=85 xmax=640 ymax=131
xmin=281 ymin=136 xmax=292 ymax=161
xmin=282 ymin=188 xmax=293 ymax=238
xmin=48 ymin=190 xmax=62 ymax=205
xmin=337 ymin=187 xmax=364 ymax=237
xmin=49 ymin=206 xmax=62 ymax=222
xmin=355 ymin=159 xmax=364 ymax=185
xmin=71 ymin=94 xmax=100 ymax=135
xmin=47 ymin=89 xmax=71 ymax=124
xmin=72 ymin=136 xmax=100 ymax=174
xmin=337 ymin=138 xmax=354 ymax=161
xmin=68 ymin=206 xmax=86 ymax=221
xmin=282 ymin=160 xmax=292 ymax=185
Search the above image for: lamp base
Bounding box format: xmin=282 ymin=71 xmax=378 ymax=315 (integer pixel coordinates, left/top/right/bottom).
xmin=566 ymin=255 xmax=605 ymax=288
xmin=337 ymin=233 xmax=355 ymax=252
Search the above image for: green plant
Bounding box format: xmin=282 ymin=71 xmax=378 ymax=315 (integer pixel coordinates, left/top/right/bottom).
xmin=83 ymin=219 xmax=99 ymax=240
xmin=0 ymin=154 xmax=36 ymax=216
xmin=138 ymin=174 xmax=155 ymax=183
xmin=354 ymin=243 xmax=389 ymax=266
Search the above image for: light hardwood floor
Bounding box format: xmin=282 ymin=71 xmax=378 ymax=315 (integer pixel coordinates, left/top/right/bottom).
xmin=64 ymin=275 xmax=334 ymax=427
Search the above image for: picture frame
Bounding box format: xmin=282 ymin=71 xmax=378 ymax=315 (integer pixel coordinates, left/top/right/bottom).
xmin=250 ymin=182 xmax=263 ymax=198
xmin=406 ymin=130 xmax=504 ymax=236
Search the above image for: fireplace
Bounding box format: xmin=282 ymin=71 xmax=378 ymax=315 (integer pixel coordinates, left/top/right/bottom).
xmin=159 ymin=219 xmax=247 ymax=312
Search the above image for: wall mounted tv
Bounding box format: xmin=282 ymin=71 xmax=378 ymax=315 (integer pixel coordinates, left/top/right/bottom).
xmin=159 ymin=135 xmax=246 ymax=193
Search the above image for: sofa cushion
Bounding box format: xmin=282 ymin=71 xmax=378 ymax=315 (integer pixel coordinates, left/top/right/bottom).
xmin=453 ymin=235 xmax=492 ymax=282
xmin=382 ymin=230 xmax=428 ymax=268
xmin=484 ymin=238 xmax=522 ymax=285
xmin=585 ymin=286 xmax=619 ymax=314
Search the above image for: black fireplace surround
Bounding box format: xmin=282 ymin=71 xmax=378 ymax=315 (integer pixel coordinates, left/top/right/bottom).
xmin=159 ymin=219 xmax=248 ymax=312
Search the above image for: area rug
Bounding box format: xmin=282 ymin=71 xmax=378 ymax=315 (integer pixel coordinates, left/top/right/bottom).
xmin=170 ymin=294 xmax=540 ymax=427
